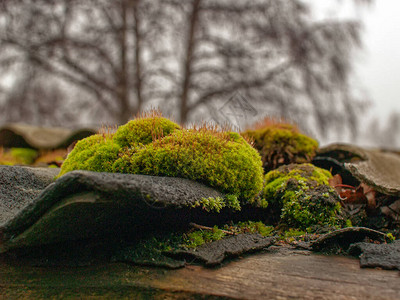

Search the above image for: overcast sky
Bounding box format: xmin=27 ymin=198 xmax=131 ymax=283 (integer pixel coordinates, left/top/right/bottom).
xmin=355 ymin=0 xmax=400 ymax=119
xmin=313 ymin=0 xmax=400 ymax=120
xmin=307 ymin=0 xmax=400 ymax=147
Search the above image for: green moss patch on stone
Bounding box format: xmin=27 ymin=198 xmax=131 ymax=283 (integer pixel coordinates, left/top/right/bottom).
xmin=224 ymin=221 xmax=275 ymax=237
xmin=112 ymin=234 xmax=186 ymax=269
xmin=101 ymin=130 xmax=258 ymax=203
xmin=10 ymin=148 xmax=38 ymax=165
xmin=263 ymin=163 xmax=345 ymax=230
xmin=113 ymin=115 xmax=181 ymax=148
xmin=182 ymin=221 xmax=275 ymax=249
xmin=191 ymin=195 xmax=241 ymax=212
xmin=184 ymin=226 xmax=227 ymax=249
xmin=58 ymin=134 xmax=120 ymax=177
xmin=0 ymin=148 xmax=38 ymax=165
xmin=242 ymin=120 xmax=318 ymax=172
xmin=58 ymin=113 xmax=264 ymax=208
xmin=114 ymin=128 xmax=263 ymax=202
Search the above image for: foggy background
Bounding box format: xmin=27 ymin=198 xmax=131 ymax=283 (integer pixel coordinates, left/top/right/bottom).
xmin=0 ymin=0 xmax=398 ymax=149
xmin=354 ymin=1 xmax=400 ymax=148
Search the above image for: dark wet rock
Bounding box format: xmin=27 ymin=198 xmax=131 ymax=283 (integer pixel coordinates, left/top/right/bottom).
xmin=112 ymin=237 xmax=186 ymax=269
xmin=113 ymin=248 xmax=186 ymax=269
xmin=0 ymin=123 xmax=96 ymax=150
xmin=311 ymin=227 xmax=387 ymax=252
xmin=317 ymin=143 xmax=368 ymax=162
xmin=312 ymin=156 xmax=360 ymax=187
xmin=168 ymin=234 xmax=275 ymax=267
xmin=348 ymin=240 xmax=400 ymax=270
xmin=0 ymin=168 xmax=225 ymax=252
xmin=2 ymin=240 xmax=109 ymax=267
xmin=0 ymin=165 xmax=59 ymax=226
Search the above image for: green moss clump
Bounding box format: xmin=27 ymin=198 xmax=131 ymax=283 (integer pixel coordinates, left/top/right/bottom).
xmin=184 ymin=226 xmax=226 ymax=249
xmin=0 ymin=148 xmax=38 ymax=165
xmin=281 ymin=228 xmax=307 ymax=239
xmin=263 ymin=163 xmax=344 ymax=229
xmin=10 ymin=148 xmax=38 ymax=165
xmin=58 ymin=113 xmax=264 ymax=207
xmin=113 ymin=116 xmax=181 ymax=147
xmin=182 ymin=221 xmax=274 ymax=249
xmin=242 ymin=120 xmax=318 ymax=172
xmin=386 ymin=233 xmax=396 ymax=242
xmin=113 ymin=233 xmax=186 ymax=268
xmin=113 ymin=128 xmax=264 ymax=202
xmin=192 ymin=197 xmax=225 ymax=213
xmin=58 ymin=134 xmax=120 ymax=177
xmin=224 ymin=221 xmax=275 ymax=237
xmin=192 ymin=196 xmax=241 ymax=212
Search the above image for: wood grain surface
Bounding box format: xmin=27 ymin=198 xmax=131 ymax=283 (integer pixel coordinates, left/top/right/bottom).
xmin=1 ymin=250 xmax=400 ymax=299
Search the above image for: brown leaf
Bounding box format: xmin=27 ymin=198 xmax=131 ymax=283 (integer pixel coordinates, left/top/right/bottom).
xmin=329 ymin=174 xmax=343 ymax=194
xmin=340 ymin=186 xmax=368 ymax=204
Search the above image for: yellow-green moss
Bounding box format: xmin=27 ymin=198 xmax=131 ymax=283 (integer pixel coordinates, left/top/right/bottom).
xmin=0 ymin=148 xmax=38 ymax=165
xmin=386 ymin=233 xmax=396 ymax=242
xmin=113 ymin=116 xmax=181 ymax=148
xmin=242 ymin=122 xmax=318 ymax=171
xmin=281 ymin=228 xmax=307 ymax=239
xmin=183 ymin=226 xmax=226 ymax=249
xmin=224 ymin=221 xmax=275 ymax=237
xmin=191 ymin=195 xmax=241 ymax=212
xmin=58 ymin=114 xmax=264 ymax=206
xmin=182 ymin=221 xmax=274 ymax=249
xmin=58 ymin=134 xmax=120 ymax=177
xmin=11 ymin=148 xmax=38 ymax=165
xmin=262 ymin=163 xmax=343 ymax=229
xmin=113 ymin=128 xmax=264 ymax=202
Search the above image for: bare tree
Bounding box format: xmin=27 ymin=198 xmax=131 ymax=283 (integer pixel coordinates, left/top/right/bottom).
xmin=158 ymin=0 xmax=370 ymax=137
xmin=0 ymin=0 xmax=166 ymax=125
xmin=0 ymin=0 xmax=370 ymax=136
xmin=0 ymin=64 xmax=79 ymax=126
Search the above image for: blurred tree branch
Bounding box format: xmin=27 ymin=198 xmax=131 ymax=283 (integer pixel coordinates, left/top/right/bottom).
xmin=0 ymin=0 xmax=370 ymax=137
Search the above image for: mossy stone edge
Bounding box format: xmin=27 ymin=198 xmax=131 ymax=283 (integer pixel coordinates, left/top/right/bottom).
xmin=0 ymin=168 xmax=227 ymax=252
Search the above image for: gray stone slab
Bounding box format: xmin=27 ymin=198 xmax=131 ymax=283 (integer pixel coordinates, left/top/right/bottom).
xmin=349 ymin=240 xmax=400 ymax=270
xmin=0 ymin=123 xmax=96 ymax=149
xmin=311 ymin=227 xmax=388 ymax=252
xmin=346 ymin=150 xmax=400 ymax=196
xmin=169 ymin=234 xmax=275 ymax=266
xmin=318 ymin=143 xmax=400 ymax=196
xmin=0 ymin=167 xmax=224 ymax=251
xmin=0 ymin=165 xmax=59 ymax=226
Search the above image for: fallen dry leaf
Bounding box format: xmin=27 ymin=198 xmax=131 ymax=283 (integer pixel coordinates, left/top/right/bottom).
xmin=328 ymin=173 xmax=376 ymax=210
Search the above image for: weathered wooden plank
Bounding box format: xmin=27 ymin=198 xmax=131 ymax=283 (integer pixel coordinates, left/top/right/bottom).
xmin=1 ymin=250 xmax=400 ymax=299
